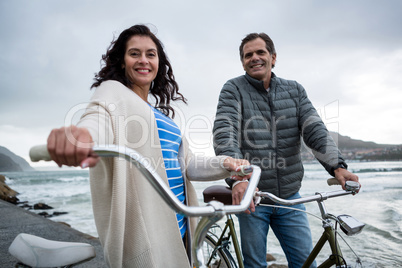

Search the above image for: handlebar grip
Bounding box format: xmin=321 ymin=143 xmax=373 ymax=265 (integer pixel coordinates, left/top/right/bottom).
xmin=230 ymin=165 xmax=253 ymax=176
xmin=29 ymin=145 xmax=52 ymax=162
xmin=327 ymin=178 xmax=340 ymax=186
xmin=327 ymin=178 xmax=360 ymax=193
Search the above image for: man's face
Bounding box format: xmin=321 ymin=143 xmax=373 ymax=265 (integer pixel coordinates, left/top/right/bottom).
xmin=241 ymin=37 xmax=276 ymax=86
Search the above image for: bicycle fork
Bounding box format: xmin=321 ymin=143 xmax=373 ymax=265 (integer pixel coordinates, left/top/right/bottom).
xmin=303 ymin=222 xmax=345 ymax=268
xmin=303 ymin=200 xmax=346 ymax=268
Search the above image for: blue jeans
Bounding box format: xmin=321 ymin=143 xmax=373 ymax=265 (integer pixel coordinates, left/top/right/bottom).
xmin=237 ymin=192 xmax=316 ymax=268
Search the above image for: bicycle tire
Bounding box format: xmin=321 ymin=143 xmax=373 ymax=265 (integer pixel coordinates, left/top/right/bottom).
xmin=203 ymin=234 xmax=236 ymax=268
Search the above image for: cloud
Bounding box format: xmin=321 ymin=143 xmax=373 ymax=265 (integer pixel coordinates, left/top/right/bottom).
xmin=1 ymin=0 xmax=402 ymax=163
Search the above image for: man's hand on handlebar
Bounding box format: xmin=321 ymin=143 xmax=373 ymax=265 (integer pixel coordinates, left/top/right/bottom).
xmin=334 ymin=168 xmax=360 ymax=193
xmin=221 ymin=157 xmax=258 ymax=214
xmin=232 ymin=181 xmax=259 ymax=214
xmin=47 ymin=126 xmax=99 ymax=168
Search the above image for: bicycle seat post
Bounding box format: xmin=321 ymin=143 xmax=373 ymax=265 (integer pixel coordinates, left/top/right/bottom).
xmin=193 ymin=201 xmax=225 ymax=268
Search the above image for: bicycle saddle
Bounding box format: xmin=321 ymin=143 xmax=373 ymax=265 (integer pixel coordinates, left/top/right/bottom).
xmin=203 ymin=185 xmax=232 ymax=205
xmin=8 ymin=233 xmax=96 ymax=267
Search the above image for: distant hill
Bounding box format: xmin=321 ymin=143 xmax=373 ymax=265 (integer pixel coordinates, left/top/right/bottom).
xmin=0 ymin=146 xmax=34 ymax=172
xmin=329 ymin=132 xmax=396 ymax=150
xmin=300 ymin=132 xmax=402 ymax=161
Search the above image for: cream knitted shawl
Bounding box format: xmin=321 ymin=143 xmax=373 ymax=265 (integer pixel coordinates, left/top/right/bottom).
xmin=77 ymin=80 xmax=230 ymax=267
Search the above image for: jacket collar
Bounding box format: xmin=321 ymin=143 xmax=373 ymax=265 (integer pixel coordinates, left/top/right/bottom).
xmin=245 ymin=72 xmax=277 ymax=91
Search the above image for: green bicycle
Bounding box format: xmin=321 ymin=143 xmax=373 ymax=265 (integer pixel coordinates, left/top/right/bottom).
xmin=202 ymin=180 xmax=364 ymax=268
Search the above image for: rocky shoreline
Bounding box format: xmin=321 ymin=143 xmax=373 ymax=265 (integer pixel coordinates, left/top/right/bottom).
xmin=0 ymin=174 xmax=70 ymax=220
xmin=0 ymin=173 xmax=107 ymax=266
xmin=0 ymin=200 xmax=106 ymax=267
xmin=0 ymin=174 xmax=19 ymax=204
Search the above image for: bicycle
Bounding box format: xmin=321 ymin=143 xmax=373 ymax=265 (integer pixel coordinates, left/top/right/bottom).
xmin=202 ymin=185 xmax=242 ymax=268
xmin=8 ymin=145 xmax=261 ymax=268
xmin=201 ymin=179 xmax=365 ymax=268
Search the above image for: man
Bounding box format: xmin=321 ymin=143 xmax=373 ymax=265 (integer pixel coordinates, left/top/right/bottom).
xmin=213 ymin=32 xmax=359 ymax=268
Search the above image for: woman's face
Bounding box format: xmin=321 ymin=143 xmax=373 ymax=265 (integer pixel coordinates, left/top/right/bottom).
xmin=123 ymin=35 xmax=159 ymax=90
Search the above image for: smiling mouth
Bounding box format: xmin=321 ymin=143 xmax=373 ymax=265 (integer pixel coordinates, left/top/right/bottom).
xmin=251 ymin=64 xmax=264 ymax=69
xmin=136 ymin=69 xmax=151 ymax=73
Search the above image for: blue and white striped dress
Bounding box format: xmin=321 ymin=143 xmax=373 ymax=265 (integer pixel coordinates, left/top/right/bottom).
xmin=151 ymin=106 xmax=187 ymax=238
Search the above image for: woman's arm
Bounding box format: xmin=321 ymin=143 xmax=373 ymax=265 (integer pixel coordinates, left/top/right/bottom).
xmin=182 ymin=137 xmax=250 ymax=182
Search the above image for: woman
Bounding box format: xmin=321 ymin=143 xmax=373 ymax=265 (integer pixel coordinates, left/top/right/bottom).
xmin=47 ymin=25 xmax=250 ymax=268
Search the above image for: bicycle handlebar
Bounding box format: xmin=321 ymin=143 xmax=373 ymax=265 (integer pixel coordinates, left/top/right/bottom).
xmin=255 ymin=180 xmax=360 ymax=206
xmin=30 ymin=144 xmax=262 ymax=268
xmin=29 ymin=145 xmax=261 ymax=217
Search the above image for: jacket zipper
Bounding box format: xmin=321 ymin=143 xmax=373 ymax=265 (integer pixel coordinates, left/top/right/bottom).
xmin=267 ymin=91 xmax=281 ymax=197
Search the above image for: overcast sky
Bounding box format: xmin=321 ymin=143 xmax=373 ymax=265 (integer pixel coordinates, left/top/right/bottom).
xmin=1 ymin=0 xmax=402 ymax=165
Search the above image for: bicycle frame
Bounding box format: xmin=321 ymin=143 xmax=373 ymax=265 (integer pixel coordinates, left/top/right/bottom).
xmin=256 ymin=184 xmax=363 ymax=268
xmin=223 ymin=215 xmax=243 ymax=268
xmin=208 ymin=214 xmax=243 ymax=268
xmin=203 ymin=182 xmax=363 ymax=268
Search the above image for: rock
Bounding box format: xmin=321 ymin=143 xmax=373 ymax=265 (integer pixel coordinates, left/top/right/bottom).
xmin=266 ymin=253 xmax=287 ymax=268
xmin=37 ymin=211 xmax=52 ymax=218
xmin=53 ymin=211 xmax=68 ymax=216
xmin=0 ymin=174 xmax=20 ymax=204
xmin=268 ymin=265 xmax=287 ymax=268
xmin=33 ymin=203 xmax=53 ymax=210
xmin=19 ymin=203 xmax=33 ymax=209
xmin=37 ymin=211 xmax=69 ymax=218
xmin=57 ymin=221 xmax=71 ymax=228
xmin=266 ymin=253 xmax=276 ymax=262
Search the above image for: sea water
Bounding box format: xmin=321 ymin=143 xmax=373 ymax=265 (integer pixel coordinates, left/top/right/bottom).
xmin=3 ymin=161 xmax=402 ymax=267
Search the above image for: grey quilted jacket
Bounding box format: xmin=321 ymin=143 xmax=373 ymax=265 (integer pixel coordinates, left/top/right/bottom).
xmin=213 ymin=73 xmax=346 ymax=199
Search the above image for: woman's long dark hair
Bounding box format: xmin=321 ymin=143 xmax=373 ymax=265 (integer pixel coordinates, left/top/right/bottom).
xmin=92 ymin=25 xmax=187 ymax=118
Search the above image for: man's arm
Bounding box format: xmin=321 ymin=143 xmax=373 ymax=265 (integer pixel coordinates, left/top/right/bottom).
xmin=297 ymin=83 xmax=346 ymax=176
xmin=213 ymin=82 xmax=244 ymax=159
xmin=213 ymin=82 xmax=245 ymax=188
xmin=297 ymin=86 xmax=360 ymax=188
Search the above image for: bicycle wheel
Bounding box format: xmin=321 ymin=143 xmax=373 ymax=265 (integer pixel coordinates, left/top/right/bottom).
xmin=203 ymin=233 xmax=236 ymax=268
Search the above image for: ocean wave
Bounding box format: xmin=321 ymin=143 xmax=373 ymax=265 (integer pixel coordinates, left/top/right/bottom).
xmin=363 ymin=224 xmax=402 ymax=245
xmin=351 ymin=167 xmax=402 ymax=173
xmin=58 ymin=176 xmax=89 ymax=183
